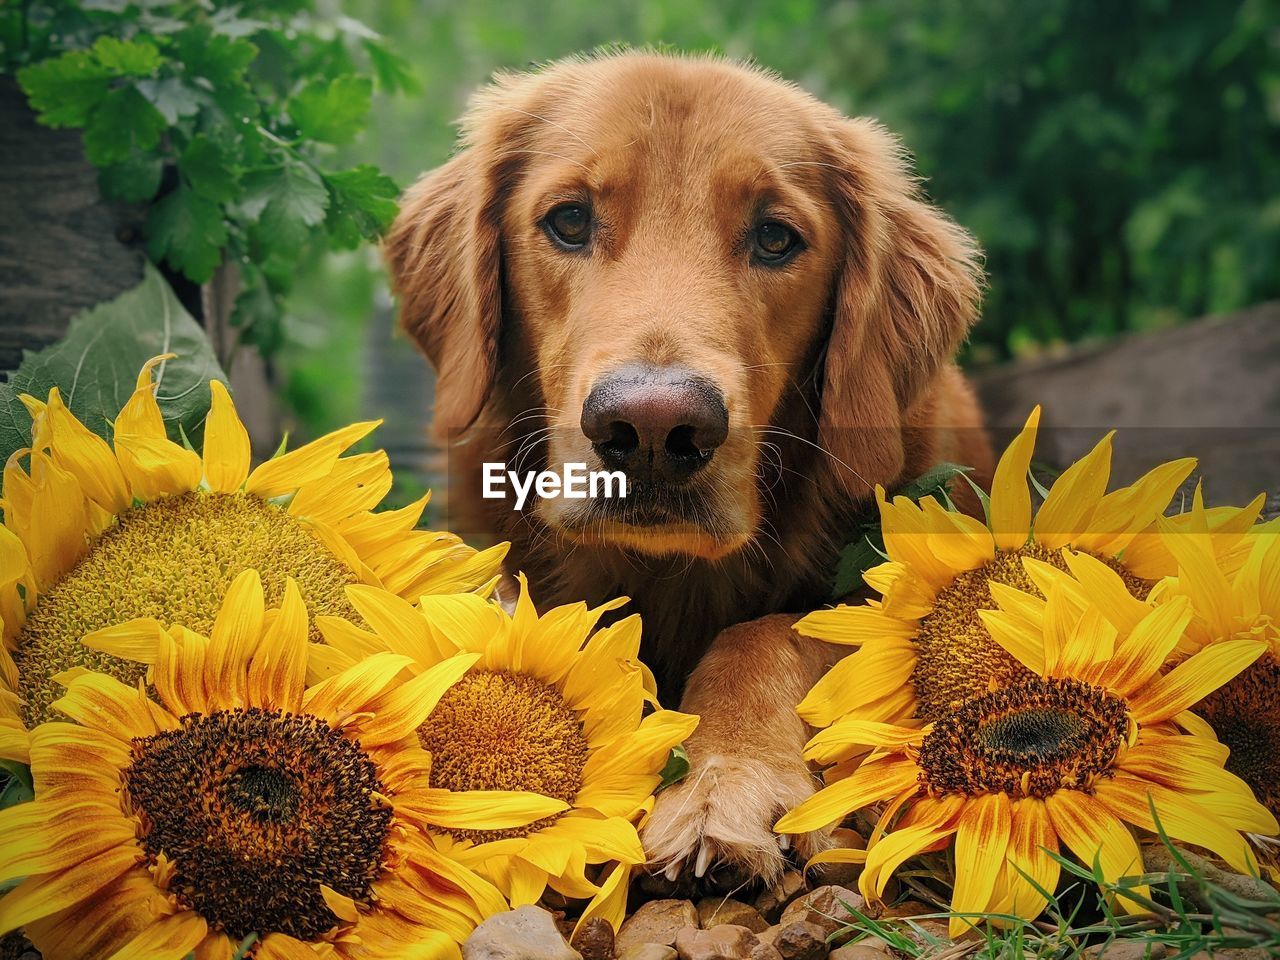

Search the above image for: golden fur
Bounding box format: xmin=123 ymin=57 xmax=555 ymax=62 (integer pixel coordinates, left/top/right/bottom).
xmin=386 ymin=51 xmax=993 ymax=882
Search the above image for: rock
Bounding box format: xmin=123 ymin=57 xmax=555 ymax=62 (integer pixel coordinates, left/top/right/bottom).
xmin=674 ymin=923 xmax=760 ymax=960
xmin=1085 ymin=943 xmax=1166 ymax=960
xmin=829 ymin=944 xmax=891 ymax=960
xmin=748 ymin=944 xmax=784 ymax=960
xmin=463 ymin=904 xmax=582 ymax=960
xmin=618 ymin=947 xmax=679 ymax=960
xmin=697 ymin=898 xmax=769 ymax=933
xmin=771 ymin=921 xmax=828 ymax=960
xmin=572 ymin=917 xmax=616 ymax=960
xmin=778 ymin=885 xmax=865 ymax=937
xmin=1143 ymin=844 xmax=1279 ymax=912
xmin=617 ymin=900 xmax=701 ymax=950
xmin=755 ymin=871 xmax=808 ymax=923
xmin=806 ymin=829 xmax=866 ymax=888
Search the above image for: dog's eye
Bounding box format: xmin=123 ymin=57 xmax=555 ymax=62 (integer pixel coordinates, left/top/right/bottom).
xmin=544 ymin=203 xmax=592 ymax=249
xmin=753 ymin=221 xmax=801 ymax=263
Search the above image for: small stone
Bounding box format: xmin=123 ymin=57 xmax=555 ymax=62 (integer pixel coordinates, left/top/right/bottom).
xmin=807 ymin=828 xmax=866 ymax=888
xmin=829 ymin=943 xmax=891 ymax=960
xmin=778 ymin=885 xmax=865 ymax=937
xmin=697 ymin=898 xmax=769 ymax=933
xmin=572 ymin=917 xmax=616 ymax=960
xmin=675 ymin=923 xmax=760 ymax=960
xmin=618 ymin=947 xmax=679 ymax=960
xmin=755 ymin=872 xmax=809 ymax=923
xmin=1085 ymin=943 xmax=1167 ymax=960
xmin=771 ymin=921 xmax=827 ymax=960
xmin=748 ymin=944 xmax=784 ymax=960
xmin=617 ymin=899 xmax=701 ymax=950
xmin=463 ymin=905 xmax=582 ymax=960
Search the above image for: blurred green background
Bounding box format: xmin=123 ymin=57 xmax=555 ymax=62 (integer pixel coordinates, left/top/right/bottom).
xmin=280 ymin=0 xmax=1280 ymax=442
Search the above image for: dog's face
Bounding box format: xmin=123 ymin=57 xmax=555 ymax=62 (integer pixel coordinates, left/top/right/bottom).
xmin=387 ymin=54 xmax=981 ymax=560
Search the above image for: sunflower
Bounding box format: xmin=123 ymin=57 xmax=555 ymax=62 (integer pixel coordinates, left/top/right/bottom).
xmin=794 ymin=407 xmax=1264 ymax=731
xmin=306 ymin=576 xmax=698 ymax=934
xmin=777 ymin=556 xmax=1275 ymax=936
xmin=1151 ymin=500 xmax=1280 ymax=818
xmin=0 ymin=355 xmax=506 ymax=755
xmin=0 ymin=569 xmax=575 ymax=959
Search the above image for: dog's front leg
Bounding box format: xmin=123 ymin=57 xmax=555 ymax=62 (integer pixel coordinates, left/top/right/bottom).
xmin=642 ymin=613 xmax=844 ymax=884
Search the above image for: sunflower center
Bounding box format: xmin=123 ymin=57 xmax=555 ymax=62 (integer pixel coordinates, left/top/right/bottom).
xmin=122 ymin=708 xmax=391 ymax=943
xmin=418 ymin=670 xmax=588 ymax=844
xmin=917 ymin=677 xmax=1129 ymax=799
xmin=1197 ymin=653 xmax=1280 ymax=817
xmin=910 ymin=543 xmax=1150 ymax=720
xmin=14 ymin=492 xmax=359 ymax=727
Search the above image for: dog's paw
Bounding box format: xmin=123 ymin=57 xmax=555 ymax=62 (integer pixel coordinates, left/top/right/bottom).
xmin=642 ymin=754 xmax=833 ymax=886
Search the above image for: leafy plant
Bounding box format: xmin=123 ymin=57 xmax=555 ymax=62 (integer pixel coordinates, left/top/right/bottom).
xmin=3 ymin=1 xmax=406 ymax=357
xmin=0 ymin=264 xmax=228 ymax=465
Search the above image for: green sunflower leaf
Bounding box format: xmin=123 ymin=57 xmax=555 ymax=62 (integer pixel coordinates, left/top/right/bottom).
xmin=657 ymin=744 xmax=691 ymax=792
xmin=0 ymin=264 xmax=228 ymax=466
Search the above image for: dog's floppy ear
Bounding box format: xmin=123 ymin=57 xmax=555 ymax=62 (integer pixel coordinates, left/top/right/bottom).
xmin=818 ymin=117 xmax=984 ymax=498
xmin=384 ymin=149 xmax=502 ymax=438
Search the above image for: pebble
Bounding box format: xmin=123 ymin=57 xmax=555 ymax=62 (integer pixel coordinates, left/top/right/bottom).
xmin=806 ymin=828 xmax=866 ymax=888
xmin=828 ymin=943 xmax=891 ymax=960
xmin=674 ymin=923 xmax=760 ymax=960
xmin=1085 ymin=943 xmax=1167 ymax=960
xmin=571 ymin=917 xmax=616 ymax=960
xmin=769 ymin=920 xmax=828 ymax=960
xmin=778 ymin=885 xmax=865 ymax=937
xmin=617 ymin=899 xmax=702 ymax=950
xmin=697 ymin=898 xmax=769 ymax=933
xmin=618 ymin=947 xmax=680 ymax=960
xmin=463 ymin=905 xmax=582 ymax=960
xmin=755 ymin=871 xmax=809 ymax=924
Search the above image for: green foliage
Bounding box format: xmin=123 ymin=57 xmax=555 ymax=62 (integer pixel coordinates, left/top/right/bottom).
xmin=0 ymin=265 xmax=228 ymax=466
xmin=3 ymin=1 xmax=405 ymax=356
xmin=658 ymin=745 xmax=691 ymax=792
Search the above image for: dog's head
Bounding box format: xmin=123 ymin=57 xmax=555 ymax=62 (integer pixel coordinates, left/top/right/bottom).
xmin=386 ymin=53 xmax=982 ymax=560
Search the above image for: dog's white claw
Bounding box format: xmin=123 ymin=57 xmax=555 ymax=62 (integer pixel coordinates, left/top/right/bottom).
xmin=663 ymin=860 xmax=682 ymax=882
xmin=694 ymin=843 xmax=712 ymax=878
xmin=778 ymin=834 xmax=791 ymax=852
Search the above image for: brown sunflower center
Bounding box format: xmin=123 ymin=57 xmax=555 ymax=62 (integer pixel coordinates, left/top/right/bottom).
xmin=911 ymin=543 xmax=1150 ymax=720
xmin=1197 ymin=653 xmax=1280 ymax=817
xmin=917 ymin=677 xmax=1129 ymax=799
xmin=14 ymin=492 xmax=359 ymax=727
xmin=122 ymin=708 xmax=391 ymax=943
xmin=418 ymin=670 xmax=588 ymax=844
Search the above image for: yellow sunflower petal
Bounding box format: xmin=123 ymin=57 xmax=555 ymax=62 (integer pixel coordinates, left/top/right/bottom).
xmin=1070 ymin=457 xmax=1196 ymax=555
xmin=41 ymin=388 xmax=131 ymax=513
xmin=803 ymin=719 xmax=924 ymax=766
xmin=858 ymin=795 xmax=962 ymax=901
xmin=1006 ymin=798 xmax=1060 ymax=921
xmin=0 ymin=843 xmax=137 ymax=934
xmin=1044 ymin=789 xmax=1147 ymax=912
xmin=21 ymin=451 xmax=89 ymax=587
xmin=796 ymin=602 xmax=917 ymax=646
xmin=950 ymin=792 xmax=1012 ymax=938
xmin=113 ymin=433 xmax=202 ymax=502
xmin=796 ymin=638 xmax=916 ymax=728
xmin=356 ymin=652 xmax=479 ymax=746
xmin=246 ymin=578 xmax=308 ymax=712
xmin=775 ymin=758 xmax=918 ymax=834
xmin=1097 ymin=597 xmax=1190 ymax=697
xmin=573 ymin=862 xmax=631 ymax=942
xmin=105 ymin=910 xmax=208 ymax=960
xmin=1061 ymin=550 xmax=1152 ymax=636
xmin=51 ymin=672 xmax=164 ymax=739
xmin=81 ymin=618 xmax=168 ymax=665
xmin=1034 ymin=432 xmax=1114 ymax=551
xmin=1129 ymin=639 xmax=1264 ymax=723
xmin=989 ymin=406 xmax=1040 ymax=550
xmin=244 ymin=420 xmax=380 ymax=499
xmin=300 ymin=651 xmax=415 ymax=720
xmin=202 ymin=381 xmax=251 ymax=493
xmin=0 ymin=800 xmax=134 ymax=883
xmin=114 ymin=354 xmax=172 ymax=438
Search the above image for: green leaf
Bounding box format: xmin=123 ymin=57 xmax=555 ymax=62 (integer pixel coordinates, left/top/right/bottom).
xmin=137 ymin=75 xmax=201 ymax=124
xmin=83 ymin=85 xmax=167 ymax=165
xmin=363 ymin=38 xmax=419 ymax=94
xmin=98 ymin=150 xmax=164 ymax=203
xmin=0 ymin=761 xmax=33 ymax=810
xmin=90 ymin=35 xmax=162 ymax=76
xmin=180 ymin=135 xmax=239 ymax=203
xmin=174 ymin=28 xmax=258 ymax=88
xmin=17 ymin=50 xmax=113 ymax=127
xmin=657 ymin=744 xmax=691 ymax=792
xmin=241 ymin=160 xmax=329 ymax=255
xmin=325 ymin=164 xmax=399 ymax=248
xmin=146 ymin=185 xmax=229 ymax=284
xmin=830 ymin=534 xmax=887 ymax=599
xmin=895 ymin=461 xmax=972 ymax=504
xmin=0 ymin=265 xmax=227 ymax=466
xmin=288 ymin=75 xmax=372 ymax=145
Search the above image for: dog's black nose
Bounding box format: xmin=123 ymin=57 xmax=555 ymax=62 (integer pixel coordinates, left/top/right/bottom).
xmin=581 ymin=364 xmax=728 ymax=481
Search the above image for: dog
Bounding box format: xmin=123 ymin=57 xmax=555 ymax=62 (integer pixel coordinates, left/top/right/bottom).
xmin=385 ymin=51 xmax=993 ymax=883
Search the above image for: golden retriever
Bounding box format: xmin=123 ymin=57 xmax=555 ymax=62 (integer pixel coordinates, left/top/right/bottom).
xmin=386 ymin=51 xmax=993 ymax=883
